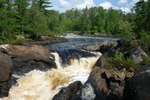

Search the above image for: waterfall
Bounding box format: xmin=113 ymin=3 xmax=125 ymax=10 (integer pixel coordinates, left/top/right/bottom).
xmin=1 ymin=50 xmax=101 ymax=100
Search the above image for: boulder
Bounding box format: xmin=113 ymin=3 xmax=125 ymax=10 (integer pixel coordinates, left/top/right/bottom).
xmin=82 ymin=44 xmax=101 ymax=51
xmin=0 ymin=52 xmax=12 ymax=98
xmin=123 ymin=64 xmax=150 ymax=100
xmin=4 ymin=45 xmax=56 ymax=76
xmin=72 ymin=83 xmax=96 ymax=100
xmin=109 ymin=82 xmax=124 ymax=100
xmin=53 ymin=81 xmax=82 ymax=100
xmin=87 ymin=67 xmax=125 ymax=100
xmin=129 ymin=46 xmax=149 ymax=63
xmin=125 ymin=72 xmax=135 ymax=79
xmin=5 ymin=45 xmax=52 ymax=62
xmin=80 ymin=83 xmax=96 ymax=100
xmin=94 ymin=49 xmax=115 ymax=69
xmin=82 ymin=40 xmax=118 ymax=53
xmin=88 ymin=67 xmax=109 ymax=100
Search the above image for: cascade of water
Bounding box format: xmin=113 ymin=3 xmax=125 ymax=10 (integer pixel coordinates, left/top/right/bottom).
xmin=1 ymin=50 xmax=101 ymax=100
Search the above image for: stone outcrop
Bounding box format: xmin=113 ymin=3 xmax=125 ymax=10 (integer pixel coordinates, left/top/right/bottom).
xmin=4 ymin=45 xmax=56 ymax=75
xmin=123 ymin=64 xmax=150 ymax=100
xmin=87 ymin=67 xmax=126 ymax=100
xmin=129 ymin=46 xmax=149 ymax=63
xmin=82 ymin=40 xmax=118 ymax=53
xmin=6 ymin=45 xmax=53 ymax=62
xmin=0 ymin=52 xmax=12 ymax=98
xmin=53 ymin=81 xmax=82 ymax=100
xmin=0 ymin=44 xmax=56 ymax=98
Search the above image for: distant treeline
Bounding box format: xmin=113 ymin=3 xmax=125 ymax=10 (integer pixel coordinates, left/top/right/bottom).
xmin=0 ymin=0 xmax=150 ymax=54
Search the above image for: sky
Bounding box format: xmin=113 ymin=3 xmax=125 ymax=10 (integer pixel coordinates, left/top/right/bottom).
xmin=49 ymin=0 xmax=140 ymax=13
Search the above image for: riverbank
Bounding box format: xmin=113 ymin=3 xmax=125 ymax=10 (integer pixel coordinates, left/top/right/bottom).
xmin=0 ymin=34 xmax=150 ymax=100
xmin=0 ymin=35 xmax=67 ymax=46
xmin=24 ymin=36 xmax=67 ymax=45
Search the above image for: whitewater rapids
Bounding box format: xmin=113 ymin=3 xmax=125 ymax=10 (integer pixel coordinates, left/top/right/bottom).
xmin=1 ymin=52 xmax=101 ymax=100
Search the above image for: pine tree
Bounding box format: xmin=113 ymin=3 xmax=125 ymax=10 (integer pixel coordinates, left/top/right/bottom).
xmin=0 ymin=0 xmax=19 ymax=40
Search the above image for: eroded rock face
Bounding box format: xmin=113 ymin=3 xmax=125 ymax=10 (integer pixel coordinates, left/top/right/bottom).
xmin=87 ymin=67 xmax=128 ymax=100
xmin=53 ymin=81 xmax=82 ymax=100
xmin=6 ymin=45 xmax=52 ymax=62
xmin=0 ymin=52 xmax=12 ymax=98
xmin=82 ymin=40 xmax=118 ymax=53
xmin=123 ymin=64 xmax=150 ymax=100
xmin=4 ymin=45 xmax=56 ymax=75
xmin=129 ymin=47 xmax=149 ymax=63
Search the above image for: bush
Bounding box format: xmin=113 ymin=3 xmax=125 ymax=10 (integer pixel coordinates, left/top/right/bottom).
xmin=108 ymin=51 xmax=140 ymax=71
xmin=138 ymin=34 xmax=150 ymax=56
xmin=141 ymin=56 xmax=150 ymax=65
xmin=11 ymin=39 xmax=25 ymax=45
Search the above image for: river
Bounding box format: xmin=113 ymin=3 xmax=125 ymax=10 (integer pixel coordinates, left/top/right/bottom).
xmin=1 ymin=33 xmax=121 ymax=100
xmin=45 ymin=33 xmax=121 ymax=51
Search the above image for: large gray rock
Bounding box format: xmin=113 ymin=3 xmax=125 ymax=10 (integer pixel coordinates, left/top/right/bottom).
xmin=129 ymin=47 xmax=149 ymax=63
xmin=87 ymin=67 xmax=125 ymax=100
xmin=0 ymin=52 xmax=12 ymax=98
xmin=5 ymin=45 xmax=53 ymax=62
xmin=82 ymin=40 xmax=118 ymax=53
xmin=82 ymin=44 xmax=101 ymax=51
xmin=53 ymin=81 xmax=82 ymax=100
xmin=4 ymin=45 xmax=56 ymax=76
xmin=80 ymin=83 xmax=96 ymax=100
xmin=123 ymin=64 xmax=150 ymax=100
xmin=72 ymin=83 xmax=96 ymax=100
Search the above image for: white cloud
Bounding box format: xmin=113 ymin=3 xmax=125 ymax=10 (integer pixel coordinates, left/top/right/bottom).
xmin=56 ymin=0 xmax=96 ymax=12
xmin=126 ymin=0 xmax=147 ymax=9
xmin=118 ymin=0 xmax=128 ymax=5
xmin=98 ymin=1 xmax=119 ymax=9
xmin=120 ymin=7 xmax=131 ymax=13
xmin=59 ymin=0 xmax=71 ymax=8
xmin=73 ymin=0 xmax=95 ymax=9
xmin=50 ymin=0 xmax=141 ymax=13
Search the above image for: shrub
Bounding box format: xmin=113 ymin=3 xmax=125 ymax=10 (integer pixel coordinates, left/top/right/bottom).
xmin=108 ymin=51 xmax=140 ymax=71
xmin=141 ymin=56 xmax=150 ymax=65
xmin=11 ymin=39 xmax=25 ymax=45
xmin=138 ymin=34 xmax=150 ymax=56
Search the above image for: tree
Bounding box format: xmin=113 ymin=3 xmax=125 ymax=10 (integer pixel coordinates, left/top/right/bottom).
xmin=0 ymin=0 xmax=19 ymax=40
xmin=37 ymin=0 xmax=52 ymax=15
xmin=118 ymin=20 xmax=135 ymax=39
xmin=134 ymin=0 xmax=150 ymax=37
xmin=24 ymin=0 xmax=49 ymax=39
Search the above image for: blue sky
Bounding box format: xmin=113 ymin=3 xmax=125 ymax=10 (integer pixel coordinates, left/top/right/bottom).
xmin=49 ymin=0 xmax=140 ymax=13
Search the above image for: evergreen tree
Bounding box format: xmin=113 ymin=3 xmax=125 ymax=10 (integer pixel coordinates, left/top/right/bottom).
xmin=0 ymin=0 xmax=19 ymax=40
xmin=24 ymin=0 xmax=49 ymax=39
xmin=134 ymin=0 xmax=150 ymax=37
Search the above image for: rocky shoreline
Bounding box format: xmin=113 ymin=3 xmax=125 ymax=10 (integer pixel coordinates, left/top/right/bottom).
xmin=0 ymin=39 xmax=150 ymax=100
xmin=52 ymin=39 xmax=150 ymax=100
xmin=24 ymin=36 xmax=67 ymax=45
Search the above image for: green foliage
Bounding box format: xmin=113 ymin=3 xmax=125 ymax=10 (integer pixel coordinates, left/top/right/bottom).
xmin=137 ymin=34 xmax=150 ymax=55
xmin=108 ymin=51 xmax=140 ymax=71
xmin=11 ymin=39 xmax=25 ymax=45
xmin=0 ymin=0 xmax=150 ymax=46
xmin=118 ymin=20 xmax=135 ymax=39
xmin=0 ymin=36 xmax=8 ymax=41
xmin=24 ymin=34 xmax=31 ymax=39
xmin=133 ymin=0 xmax=150 ymax=38
xmin=141 ymin=56 xmax=150 ymax=65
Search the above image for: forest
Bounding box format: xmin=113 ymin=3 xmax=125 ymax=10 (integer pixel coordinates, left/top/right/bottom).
xmin=0 ymin=0 xmax=150 ymax=54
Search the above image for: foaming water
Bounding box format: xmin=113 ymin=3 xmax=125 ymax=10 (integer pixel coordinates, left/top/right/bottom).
xmin=1 ymin=52 xmax=101 ymax=100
